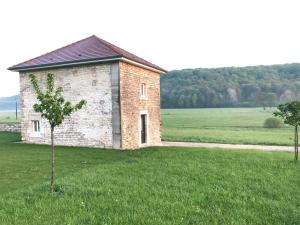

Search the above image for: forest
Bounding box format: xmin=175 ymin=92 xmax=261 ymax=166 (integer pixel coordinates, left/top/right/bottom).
xmin=2 ymin=63 xmax=300 ymax=110
xmin=161 ymin=63 xmax=300 ymax=108
xmin=0 ymin=95 xmax=19 ymax=111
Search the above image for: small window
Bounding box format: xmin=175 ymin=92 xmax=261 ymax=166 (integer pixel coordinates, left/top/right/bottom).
xmin=32 ymin=120 xmax=40 ymax=132
xmin=141 ymin=114 xmax=147 ymax=144
xmin=140 ymin=83 xmax=146 ymax=97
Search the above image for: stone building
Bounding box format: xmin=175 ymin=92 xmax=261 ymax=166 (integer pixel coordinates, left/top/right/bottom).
xmin=8 ymin=35 xmax=166 ymax=149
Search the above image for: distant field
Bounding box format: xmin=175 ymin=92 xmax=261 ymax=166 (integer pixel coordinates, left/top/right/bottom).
xmin=0 ymin=112 xmax=20 ymax=123
xmin=161 ymin=108 xmax=294 ymax=146
xmin=1 ymin=108 xmax=295 ymax=146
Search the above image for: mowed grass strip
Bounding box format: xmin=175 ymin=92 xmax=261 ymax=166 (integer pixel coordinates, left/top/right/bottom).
xmin=0 ymin=132 xmax=299 ymax=225
xmin=162 ymin=108 xmax=294 ymax=145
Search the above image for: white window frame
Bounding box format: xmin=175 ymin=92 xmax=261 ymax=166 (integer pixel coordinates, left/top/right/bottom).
xmin=139 ymin=110 xmax=149 ymax=146
xmin=32 ymin=120 xmax=40 ymax=132
xmin=140 ymin=83 xmax=146 ymax=98
xmin=30 ymin=120 xmax=42 ymax=137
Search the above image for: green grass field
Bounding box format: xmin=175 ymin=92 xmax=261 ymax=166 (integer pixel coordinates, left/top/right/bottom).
xmin=0 ymin=112 xmax=20 ymax=123
xmin=0 ymin=132 xmax=299 ymax=225
xmin=0 ymin=108 xmax=295 ymax=145
xmin=162 ymin=108 xmax=294 ymax=145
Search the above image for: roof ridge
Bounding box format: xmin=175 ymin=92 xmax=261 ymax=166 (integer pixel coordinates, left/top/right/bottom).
xmin=92 ymin=35 xmax=123 ymax=56
xmin=8 ymin=35 xmax=95 ymax=70
xmin=93 ymin=36 xmax=142 ymax=60
xmin=93 ymin=35 xmax=165 ymax=71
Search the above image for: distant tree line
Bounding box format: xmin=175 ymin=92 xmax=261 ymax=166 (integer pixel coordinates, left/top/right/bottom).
xmin=161 ymin=63 xmax=300 ymax=108
xmin=0 ymin=95 xmax=19 ymax=111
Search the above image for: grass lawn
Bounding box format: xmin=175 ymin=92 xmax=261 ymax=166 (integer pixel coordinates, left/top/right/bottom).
xmin=0 ymin=132 xmax=299 ymax=225
xmin=162 ymin=108 xmax=294 ymax=145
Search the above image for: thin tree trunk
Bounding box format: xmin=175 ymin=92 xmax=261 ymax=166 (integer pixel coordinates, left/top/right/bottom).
xmin=296 ymin=125 xmax=299 ymax=161
xmin=51 ymin=127 xmax=55 ymax=192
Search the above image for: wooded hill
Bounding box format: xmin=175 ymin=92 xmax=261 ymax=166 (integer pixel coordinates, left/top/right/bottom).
xmin=2 ymin=63 xmax=300 ymax=110
xmin=0 ymin=95 xmax=19 ymax=111
xmin=161 ymin=63 xmax=300 ymax=108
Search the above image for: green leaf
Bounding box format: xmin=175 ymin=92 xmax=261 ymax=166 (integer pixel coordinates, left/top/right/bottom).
xmin=29 ymin=73 xmax=87 ymax=129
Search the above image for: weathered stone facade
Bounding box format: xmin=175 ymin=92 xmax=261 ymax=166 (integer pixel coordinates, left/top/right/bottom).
xmin=0 ymin=123 xmax=21 ymax=132
xmin=19 ymin=62 xmax=162 ymax=149
xmin=20 ymin=64 xmax=114 ymax=148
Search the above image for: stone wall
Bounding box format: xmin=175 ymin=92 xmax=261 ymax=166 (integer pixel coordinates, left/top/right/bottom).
xmin=119 ymin=61 xmax=162 ymax=149
xmin=19 ymin=64 xmax=114 ymax=148
xmin=0 ymin=123 xmax=21 ymax=132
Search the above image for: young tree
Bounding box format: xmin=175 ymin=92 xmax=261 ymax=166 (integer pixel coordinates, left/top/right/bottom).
xmin=29 ymin=73 xmax=87 ymax=192
xmin=274 ymin=101 xmax=300 ymax=161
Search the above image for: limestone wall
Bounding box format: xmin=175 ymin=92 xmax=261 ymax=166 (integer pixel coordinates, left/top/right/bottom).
xmin=0 ymin=123 xmax=21 ymax=132
xmin=19 ymin=64 xmax=113 ymax=148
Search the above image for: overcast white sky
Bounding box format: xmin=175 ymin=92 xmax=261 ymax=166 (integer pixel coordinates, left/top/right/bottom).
xmin=1 ymin=0 xmax=300 ymax=97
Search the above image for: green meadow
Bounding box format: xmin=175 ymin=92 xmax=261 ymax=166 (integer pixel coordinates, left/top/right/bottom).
xmin=0 ymin=111 xmax=19 ymax=123
xmin=0 ymin=108 xmax=295 ymax=145
xmin=162 ymin=108 xmax=294 ymax=145
xmin=0 ymin=132 xmax=299 ymax=225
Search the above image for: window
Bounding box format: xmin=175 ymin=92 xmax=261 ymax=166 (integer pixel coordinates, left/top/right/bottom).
xmin=32 ymin=120 xmax=40 ymax=132
xmin=140 ymin=83 xmax=146 ymax=97
xmin=141 ymin=114 xmax=147 ymax=144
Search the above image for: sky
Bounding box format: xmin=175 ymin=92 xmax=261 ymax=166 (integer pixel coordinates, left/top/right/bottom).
xmin=0 ymin=0 xmax=300 ymax=97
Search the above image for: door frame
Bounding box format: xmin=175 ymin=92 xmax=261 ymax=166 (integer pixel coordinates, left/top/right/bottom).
xmin=139 ymin=110 xmax=149 ymax=146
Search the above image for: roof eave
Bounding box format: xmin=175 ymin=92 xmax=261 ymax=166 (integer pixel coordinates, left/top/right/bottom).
xmin=7 ymin=56 xmax=123 ymax=72
xmin=120 ymin=57 xmax=167 ymax=74
xmin=8 ymin=56 xmax=167 ymax=74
